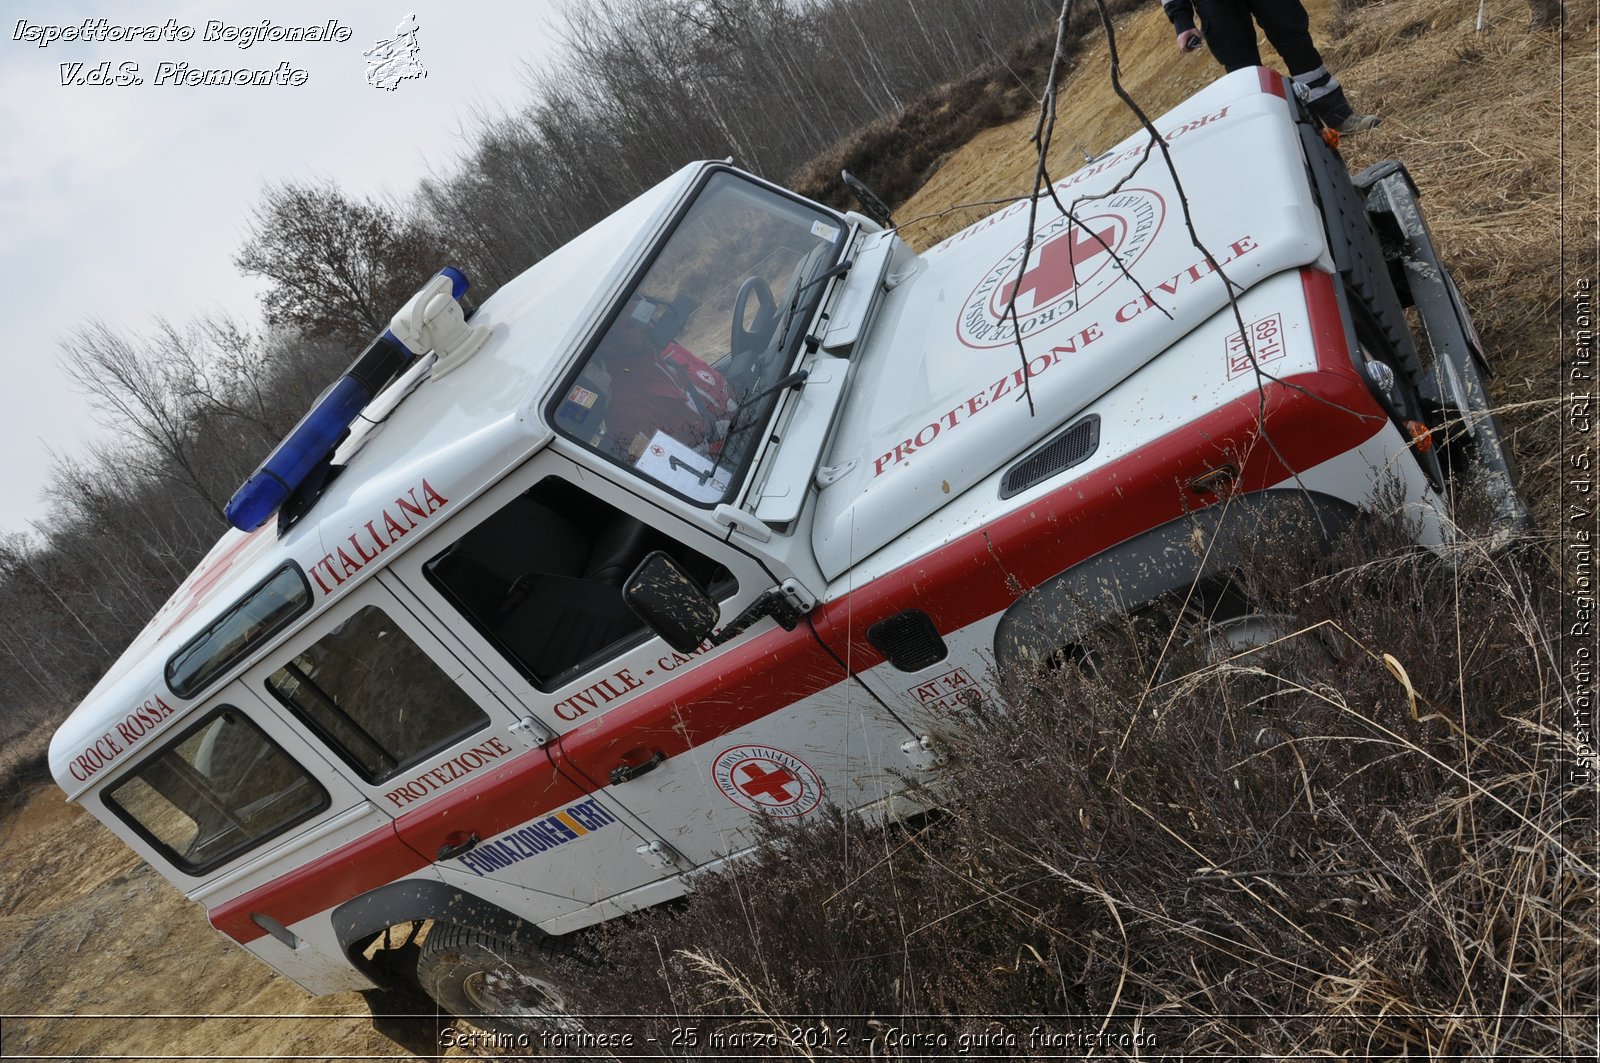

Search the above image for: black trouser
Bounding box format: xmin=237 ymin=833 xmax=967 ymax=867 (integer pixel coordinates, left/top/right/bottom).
xmin=1192 ymin=0 xmax=1354 ymax=124
xmin=1193 ymin=0 xmax=1319 ymax=71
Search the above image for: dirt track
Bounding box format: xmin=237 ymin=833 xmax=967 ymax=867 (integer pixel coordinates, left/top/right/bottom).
xmin=0 ymin=0 xmax=1581 ymax=1057
xmin=0 ymin=782 xmax=464 ymax=1060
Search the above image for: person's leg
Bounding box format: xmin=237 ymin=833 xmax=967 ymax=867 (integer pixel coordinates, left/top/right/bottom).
xmin=1245 ymin=0 xmax=1372 ymax=130
xmin=1192 ymin=0 xmax=1263 ymax=71
xmin=1245 ymin=0 xmax=1322 ymax=71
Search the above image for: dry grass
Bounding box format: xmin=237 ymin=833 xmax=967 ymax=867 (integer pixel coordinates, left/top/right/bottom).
xmin=787 ymin=0 xmax=1147 ymax=213
xmin=555 ymin=511 xmax=1592 ymax=1058
xmin=0 ymin=714 xmax=60 ymax=810
xmin=1326 ymin=0 xmax=1597 ymax=534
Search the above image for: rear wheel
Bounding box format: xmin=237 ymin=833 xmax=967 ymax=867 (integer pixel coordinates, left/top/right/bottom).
xmin=416 ymin=922 xmax=577 ymax=1036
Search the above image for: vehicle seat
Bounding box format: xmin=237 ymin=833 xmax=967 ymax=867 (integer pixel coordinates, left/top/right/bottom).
xmin=493 ymin=573 xmax=642 ymax=683
xmin=427 ymin=546 xmax=509 ymax=620
xmin=583 ymin=516 xmax=651 ymax=587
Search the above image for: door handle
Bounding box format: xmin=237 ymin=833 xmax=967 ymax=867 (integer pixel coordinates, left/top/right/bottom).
xmin=436 ymin=831 xmax=480 ymax=861
xmin=610 ymin=750 xmax=665 ymax=786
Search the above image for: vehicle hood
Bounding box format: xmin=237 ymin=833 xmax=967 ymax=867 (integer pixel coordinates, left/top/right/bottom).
xmin=813 ymin=70 xmax=1328 ymax=578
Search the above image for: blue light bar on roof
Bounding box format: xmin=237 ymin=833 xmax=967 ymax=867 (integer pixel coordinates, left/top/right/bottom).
xmin=223 ymin=267 xmax=473 ymax=533
xmin=439 ymin=265 xmax=469 ymax=301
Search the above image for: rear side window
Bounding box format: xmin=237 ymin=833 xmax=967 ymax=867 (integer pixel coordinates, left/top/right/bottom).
xmin=166 ymin=565 xmax=311 ymax=698
xmin=264 ymin=605 xmax=489 ymax=783
xmin=104 ymin=707 xmax=328 ymax=875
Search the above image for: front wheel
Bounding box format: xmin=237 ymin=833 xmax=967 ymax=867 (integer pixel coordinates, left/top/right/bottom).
xmin=416 ymin=922 xmax=578 ymax=1036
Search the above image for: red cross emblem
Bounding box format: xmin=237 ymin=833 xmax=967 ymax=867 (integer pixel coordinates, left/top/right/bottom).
xmin=1000 ymin=222 xmax=1119 ymax=311
xmin=712 ymin=745 xmax=823 ymax=817
xmin=736 ymin=762 xmax=800 ymax=803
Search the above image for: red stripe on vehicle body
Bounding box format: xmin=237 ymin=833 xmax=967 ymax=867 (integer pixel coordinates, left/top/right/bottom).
xmin=551 ymin=619 xmax=848 ymax=790
xmin=209 ymin=629 xmax=829 ymax=944
xmin=208 ymin=812 xmax=429 ymax=942
xmin=490 ymin=271 xmax=1384 ymax=831
xmin=212 ymin=268 xmax=1379 ymax=944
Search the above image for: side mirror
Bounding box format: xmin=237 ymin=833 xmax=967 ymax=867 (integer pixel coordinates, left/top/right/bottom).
xmin=623 ymin=551 xmax=719 ymax=654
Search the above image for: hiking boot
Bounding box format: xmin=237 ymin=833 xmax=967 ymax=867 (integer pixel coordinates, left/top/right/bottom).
xmin=1335 ymin=113 xmax=1382 ymax=135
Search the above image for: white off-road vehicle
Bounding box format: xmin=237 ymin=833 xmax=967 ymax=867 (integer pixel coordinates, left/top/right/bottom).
xmin=50 ymin=69 xmax=1523 ymax=1030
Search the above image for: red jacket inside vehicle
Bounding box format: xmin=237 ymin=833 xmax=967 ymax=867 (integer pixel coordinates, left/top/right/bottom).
xmin=603 ymin=341 xmax=736 ymax=459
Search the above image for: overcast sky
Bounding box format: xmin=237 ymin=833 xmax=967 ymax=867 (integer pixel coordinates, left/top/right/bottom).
xmin=0 ymin=1 xmax=570 ymax=536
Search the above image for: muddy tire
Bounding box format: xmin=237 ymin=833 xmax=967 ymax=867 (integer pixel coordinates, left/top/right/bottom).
xmin=416 ymin=923 xmax=576 ymax=1036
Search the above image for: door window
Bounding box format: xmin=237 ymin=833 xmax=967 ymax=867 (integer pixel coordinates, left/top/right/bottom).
xmin=423 ymin=476 xmax=732 ymax=692
xmin=263 ymin=605 xmax=490 ymax=783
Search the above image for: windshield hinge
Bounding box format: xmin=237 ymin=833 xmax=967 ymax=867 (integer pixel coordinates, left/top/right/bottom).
xmin=713 ymin=503 xmax=773 ymax=543
xmin=508 ymin=716 xmax=550 ymax=748
xmin=778 ymin=578 xmax=815 ymax=613
xmin=815 ymin=459 xmax=856 ymax=488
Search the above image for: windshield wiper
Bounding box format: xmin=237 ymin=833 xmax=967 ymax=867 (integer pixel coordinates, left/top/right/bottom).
xmin=707 ymin=370 xmax=811 ymax=486
xmin=702 ymin=257 xmax=852 ymax=488
xmin=719 ymin=370 xmax=809 ymax=452
xmin=774 ymin=259 xmax=853 ymax=349
xmin=740 ymin=369 xmax=809 ymax=410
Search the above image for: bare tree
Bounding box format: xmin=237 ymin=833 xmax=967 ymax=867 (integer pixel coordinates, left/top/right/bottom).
xmin=6 ymin=0 xmax=1074 ymax=741
xmin=58 ymin=320 xmax=232 ymax=515
xmin=234 ymin=180 xmax=446 ymax=349
xmin=418 ymin=0 xmax=1063 ymax=292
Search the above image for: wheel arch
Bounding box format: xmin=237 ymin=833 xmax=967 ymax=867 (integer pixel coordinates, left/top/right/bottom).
xmin=330 ymin=878 xmax=540 ymax=986
xmin=993 ymin=490 xmax=1360 ymax=674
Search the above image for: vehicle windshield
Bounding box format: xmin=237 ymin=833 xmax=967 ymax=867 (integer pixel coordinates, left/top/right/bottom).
xmin=553 ymin=170 xmax=845 ymax=504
